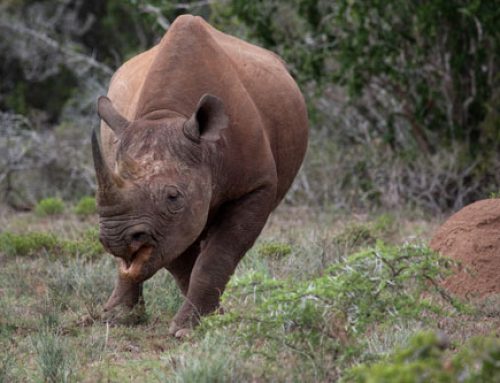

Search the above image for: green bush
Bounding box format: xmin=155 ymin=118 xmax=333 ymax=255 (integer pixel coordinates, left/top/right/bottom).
xmin=0 ymin=229 xmax=103 ymax=259
xmin=0 ymin=232 xmax=58 ymax=256
xmin=35 ymin=198 xmax=65 ymax=217
xmin=345 ymin=332 xmax=500 ymax=383
xmin=74 ymin=196 xmax=96 ymax=216
xmin=256 ymin=241 xmax=292 ymax=259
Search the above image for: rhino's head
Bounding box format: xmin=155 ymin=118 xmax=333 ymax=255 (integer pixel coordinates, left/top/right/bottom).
xmin=93 ymin=94 xmax=227 ymax=282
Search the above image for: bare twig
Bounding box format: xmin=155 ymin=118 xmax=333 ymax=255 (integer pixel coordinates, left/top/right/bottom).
xmin=0 ymin=17 xmax=113 ymax=76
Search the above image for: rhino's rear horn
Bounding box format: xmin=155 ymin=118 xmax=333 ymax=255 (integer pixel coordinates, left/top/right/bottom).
xmin=91 ymin=129 xmax=123 ymax=205
xmin=97 ymin=96 xmax=130 ymax=138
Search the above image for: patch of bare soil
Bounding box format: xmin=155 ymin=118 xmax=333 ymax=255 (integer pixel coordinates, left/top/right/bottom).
xmin=430 ymin=199 xmax=500 ymax=299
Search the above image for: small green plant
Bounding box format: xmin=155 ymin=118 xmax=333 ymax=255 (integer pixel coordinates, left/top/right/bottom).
xmin=257 ymin=241 xmax=292 ymax=259
xmin=35 ymin=197 xmax=65 ymax=217
xmin=345 ymin=332 xmax=500 ymax=383
xmin=372 ymin=213 xmax=396 ymax=237
xmin=489 ymin=191 xmax=500 ymax=199
xmin=32 ymin=303 xmax=74 ymax=383
xmin=74 ymin=196 xmax=97 ymax=216
xmin=33 ymin=331 xmax=73 ymax=382
xmin=166 ymin=335 xmax=249 ymax=383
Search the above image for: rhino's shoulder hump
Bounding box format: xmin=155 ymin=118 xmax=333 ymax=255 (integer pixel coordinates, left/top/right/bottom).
xmin=163 ymin=15 xmax=211 ymax=43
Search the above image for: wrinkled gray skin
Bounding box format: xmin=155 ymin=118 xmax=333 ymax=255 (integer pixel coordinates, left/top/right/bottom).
xmin=92 ymin=15 xmax=308 ymax=337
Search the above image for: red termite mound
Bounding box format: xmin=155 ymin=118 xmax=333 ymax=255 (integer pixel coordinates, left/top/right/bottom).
xmin=430 ymin=199 xmax=500 ymax=298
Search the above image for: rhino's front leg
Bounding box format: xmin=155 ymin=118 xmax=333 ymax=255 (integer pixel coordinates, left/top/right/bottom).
xmin=168 ymin=186 xmax=275 ymax=336
xmin=102 ymin=263 xmax=146 ymax=325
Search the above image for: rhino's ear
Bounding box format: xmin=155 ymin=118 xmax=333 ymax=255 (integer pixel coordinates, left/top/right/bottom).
xmin=183 ymin=94 xmax=228 ymax=143
xmin=97 ymin=96 xmax=130 ymax=138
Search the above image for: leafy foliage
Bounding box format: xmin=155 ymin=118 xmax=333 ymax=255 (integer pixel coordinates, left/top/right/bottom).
xmin=213 ymin=0 xmax=500 ymax=211
xmin=216 ymin=0 xmax=499 ymax=153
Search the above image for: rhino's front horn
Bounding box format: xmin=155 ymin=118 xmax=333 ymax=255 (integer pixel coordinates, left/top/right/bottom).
xmin=97 ymin=96 xmax=130 ymax=138
xmin=91 ymin=129 xmax=123 ymax=205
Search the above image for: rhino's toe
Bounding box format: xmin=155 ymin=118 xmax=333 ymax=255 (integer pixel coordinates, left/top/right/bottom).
xmin=174 ymin=328 xmax=192 ymax=339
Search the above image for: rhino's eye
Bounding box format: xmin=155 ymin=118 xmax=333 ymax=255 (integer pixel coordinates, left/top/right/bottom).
xmin=167 ymin=192 xmax=179 ymax=201
xmin=164 ymin=186 xmax=184 ymax=212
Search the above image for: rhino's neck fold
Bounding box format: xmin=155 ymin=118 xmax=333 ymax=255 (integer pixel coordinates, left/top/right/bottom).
xmin=140 ymin=109 xmax=187 ymax=121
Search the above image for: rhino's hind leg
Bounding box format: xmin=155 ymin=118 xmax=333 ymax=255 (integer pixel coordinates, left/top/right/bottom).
xmin=102 ymin=274 xmax=146 ymax=325
xmin=168 ymin=186 xmax=275 ymax=336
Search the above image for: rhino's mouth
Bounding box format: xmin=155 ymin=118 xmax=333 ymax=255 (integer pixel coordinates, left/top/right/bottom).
xmin=119 ymin=245 xmax=154 ymax=282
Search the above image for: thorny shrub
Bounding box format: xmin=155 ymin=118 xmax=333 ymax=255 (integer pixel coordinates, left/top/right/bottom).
xmin=201 ymin=243 xmax=460 ymax=362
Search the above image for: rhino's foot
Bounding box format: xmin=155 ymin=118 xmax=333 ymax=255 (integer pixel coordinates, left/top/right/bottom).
xmin=168 ymin=317 xmax=197 ymax=337
xmin=77 ymin=313 xmax=97 ymax=327
xmin=168 ymin=307 xmax=199 ymax=337
xmin=77 ymin=303 xmax=146 ymax=327
xmin=102 ymin=302 xmax=147 ymax=326
xmin=168 ymin=305 xmax=225 ymax=338
xmin=172 ymin=327 xmax=192 ymax=339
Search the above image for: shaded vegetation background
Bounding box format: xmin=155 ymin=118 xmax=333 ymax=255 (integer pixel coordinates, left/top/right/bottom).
xmin=0 ymin=0 xmax=499 ymax=211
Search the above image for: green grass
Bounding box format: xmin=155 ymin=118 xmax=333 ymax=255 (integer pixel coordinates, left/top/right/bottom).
xmin=0 ymin=206 xmax=498 ymax=381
